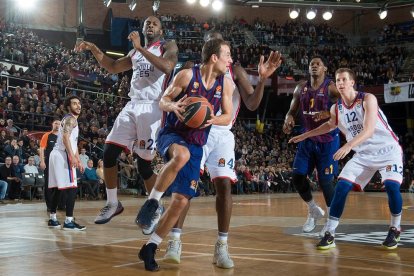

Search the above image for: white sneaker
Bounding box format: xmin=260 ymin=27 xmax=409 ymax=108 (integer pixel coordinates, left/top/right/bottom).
xmin=164 ymin=239 xmax=182 ymax=264
xmin=94 ymin=200 xmax=124 ymax=224
xmin=303 ymin=206 xmax=325 ymax=233
xmin=142 ymin=205 xmax=164 ymax=235
xmin=213 ymin=241 xmax=234 ymax=269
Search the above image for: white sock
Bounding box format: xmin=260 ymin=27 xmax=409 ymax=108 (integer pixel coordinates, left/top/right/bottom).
xmin=327 ymin=207 xmax=330 ymax=217
xmin=326 ymin=218 xmax=339 ymax=235
xmin=306 ymin=199 xmax=317 ymax=210
xmin=147 ymin=232 xmax=163 ymax=246
xmin=50 ymin=213 xmax=57 ymax=221
xmin=218 ymin=232 xmax=228 ymax=243
xmin=65 ymin=216 xmax=74 ymax=224
xmin=106 ymin=188 xmax=118 ymax=205
xmin=148 ymin=189 xmax=164 ymax=201
xmin=170 ymin=228 xmax=182 ymax=240
xmin=390 ymin=213 xmax=401 ymax=230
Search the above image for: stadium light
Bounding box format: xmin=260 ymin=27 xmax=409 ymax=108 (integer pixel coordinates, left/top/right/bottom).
xmin=289 ymin=8 xmax=300 ymax=19
xmin=322 ymin=10 xmax=333 ymax=20
xmin=187 ymin=0 xmax=196 ymax=4
xmin=200 ymin=0 xmax=210 ymax=7
xmin=16 ymin=0 xmax=37 ymax=10
xmin=129 ymin=0 xmax=137 ymax=11
xmin=103 ymin=0 xmax=112 ymax=7
xmin=306 ymin=8 xmax=317 ymax=20
xmin=411 ymin=7 xmax=414 ymax=18
xmin=378 ymin=8 xmax=387 ymax=19
xmin=252 ymin=5 xmax=259 ymax=8
xmin=212 ymin=0 xmax=223 ymax=11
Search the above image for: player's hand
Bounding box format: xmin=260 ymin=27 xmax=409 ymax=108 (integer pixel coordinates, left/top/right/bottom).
xmin=312 ymin=110 xmax=330 ymax=122
xmin=40 ymin=161 xmax=46 ymax=170
xmin=258 ymin=51 xmax=282 ymax=81
xmin=283 ymin=115 xmax=295 ymax=134
xmin=288 ymin=134 xmax=307 ymax=144
xmin=74 ymin=41 xmax=95 ymax=52
xmin=203 ymin=114 xmax=217 ymax=128
xmin=174 ymin=95 xmax=188 ymax=121
xmin=333 ymin=144 xmax=352 ymax=161
xmin=128 ymin=31 xmax=142 ymax=50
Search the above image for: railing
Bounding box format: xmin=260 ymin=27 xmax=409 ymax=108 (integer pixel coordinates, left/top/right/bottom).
xmin=2 ymin=110 xmax=57 ymax=131
xmin=63 ymin=87 xmax=129 ymax=104
xmin=0 ymin=73 xmax=55 ymax=93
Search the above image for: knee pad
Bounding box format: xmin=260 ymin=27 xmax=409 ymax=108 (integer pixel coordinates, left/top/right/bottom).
xmin=335 ymin=179 xmax=353 ymax=195
xmin=138 ymin=156 xmax=154 ymax=180
xmin=384 ymin=180 xmax=402 ymax=215
xmin=103 ymin=143 xmax=123 ymax=168
xmin=292 ymin=174 xmax=308 ymax=194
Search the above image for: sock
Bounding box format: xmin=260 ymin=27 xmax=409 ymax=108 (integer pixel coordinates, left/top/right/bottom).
xmin=106 ymin=188 xmax=118 ymax=205
xmin=391 ymin=213 xmax=402 ymax=231
xmin=65 ymin=216 xmax=73 ymax=224
xmin=169 ymin=228 xmax=182 ymax=240
xmin=148 ymin=189 xmax=164 ymax=201
xmin=306 ymin=199 xmax=317 ymax=210
xmin=326 ymin=217 xmax=339 ymax=235
xmin=327 ymin=207 xmax=330 ymax=217
xmin=50 ymin=213 xmax=57 ymax=221
xmin=147 ymin=232 xmax=163 ymax=246
xmin=218 ymin=232 xmax=228 ymax=243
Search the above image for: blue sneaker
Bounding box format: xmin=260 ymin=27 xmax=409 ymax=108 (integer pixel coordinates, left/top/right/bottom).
xmin=48 ymin=219 xmax=61 ymax=229
xmin=138 ymin=243 xmax=159 ymax=271
xmin=136 ymin=199 xmax=159 ymax=230
xmin=63 ymin=220 xmax=86 ymax=231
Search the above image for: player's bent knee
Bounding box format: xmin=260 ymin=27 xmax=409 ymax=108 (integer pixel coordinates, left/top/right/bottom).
xmin=292 ymin=174 xmax=308 ymax=193
xmin=172 ymin=149 xmax=190 ymax=168
xmin=335 ymin=179 xmax=353 ymax=195
xmin=137 ymin=156 xmax=154 ymax=180
xmin=384 ymin=180 xmax=400 ymax=193
xmin=171 ymin=193 xmax=189 ymax=210
xmin=103 ymin=143 xmax=123 ymax=168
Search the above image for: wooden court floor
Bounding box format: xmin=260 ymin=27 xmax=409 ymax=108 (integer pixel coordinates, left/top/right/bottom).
xmin=1 ymin=192 xmax=414 ymax=275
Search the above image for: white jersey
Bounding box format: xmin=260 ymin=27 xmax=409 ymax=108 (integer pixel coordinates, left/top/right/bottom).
xmin=128 ymin=40 xmax=172 ymax=101
xmin=336 ymin=91 xmax=399 ymax=154
xmin=213 ymin=66 xmax=241 ymax=131
xmin=54 ymin=114 xmax=79 ymax=153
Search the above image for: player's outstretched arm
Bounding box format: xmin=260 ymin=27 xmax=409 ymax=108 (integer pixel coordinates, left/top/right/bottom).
xmin=206 ymin=77 xmax=233 ymax=126
xmin=235 ymin=51 xmax=282 ymax=111
xmin=74 ymin=41 xmax=132 ymax=74
xmin=283 ymin=82 xmax=305 ymax=134
xmin=289 ymin=104 xmax=337 ymax=144
xmin=160 ymin=69 xmax=192 ymax=121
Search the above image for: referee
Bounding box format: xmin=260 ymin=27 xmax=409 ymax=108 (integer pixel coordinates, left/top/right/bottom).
xmin=39 ymin=120 xmax=60 ymax=210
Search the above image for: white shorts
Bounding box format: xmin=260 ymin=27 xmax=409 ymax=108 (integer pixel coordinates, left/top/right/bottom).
xmin=338 ymin=145 xmax=403 ymax=189
xmin=48 ymin=149 xmax=77 ymax=190
xmin=106 ymin=100 xmax=161 ymax=160
xmin=201 ymin=128 xmax=237 ymax=182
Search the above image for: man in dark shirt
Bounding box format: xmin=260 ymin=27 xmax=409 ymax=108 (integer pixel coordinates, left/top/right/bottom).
xmin=39 ymin=120 xmax=60 ymax=209
xmin=0 ymin=156 xmax=18 ymax=200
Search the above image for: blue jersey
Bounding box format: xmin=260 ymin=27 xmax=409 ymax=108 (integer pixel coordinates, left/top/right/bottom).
xmin=163 ymin=66 xmax=224 ymax=146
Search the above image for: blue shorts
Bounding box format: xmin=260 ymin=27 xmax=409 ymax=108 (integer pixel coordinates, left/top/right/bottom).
xmin=157 ymin=128 xmax=203 ymax=198
xmin=292 ymin=134 xmax=339 ymax=181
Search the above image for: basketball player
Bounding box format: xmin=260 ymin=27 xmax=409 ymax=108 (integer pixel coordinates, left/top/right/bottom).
xmin=75 ymin=16 xmax=178 ymax=227
xmin=138 ymin=38 xmax=233 ymax=271
xmin=289 ymin=68 xmax=403 ymax=250
xmin=283 ymin=56 xmax=340 ymax=234
xmin=47 ymin=96 xmax=86 ymax=231
xmin=40 ymin=119 xmax=61 ymax=211
xmin=163 ymin=30 xmax=282 ymax=268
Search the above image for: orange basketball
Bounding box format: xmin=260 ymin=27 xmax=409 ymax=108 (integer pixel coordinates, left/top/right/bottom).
xmin=181 ymin=96 xmax=214 ymax=129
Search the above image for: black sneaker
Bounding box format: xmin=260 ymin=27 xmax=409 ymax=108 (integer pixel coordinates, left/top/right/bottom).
xmin=317 ymin=231 xmax=336 ymax=250
xmin=138 ymin=243 xmax=159 ymax=271
xmin=136 ymin=199 xmax=159 ymax=229
xmin=48 ymin=219 xmax=61 ymax=229
xmin=382 ymin=227 xmax=400 ymax=249
xmin=63 ymin=220 xmax=86 ymax=231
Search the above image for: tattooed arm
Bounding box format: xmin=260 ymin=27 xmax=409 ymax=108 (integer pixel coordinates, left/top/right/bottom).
xmin=62 ymin=116 xmax=81 ymax=169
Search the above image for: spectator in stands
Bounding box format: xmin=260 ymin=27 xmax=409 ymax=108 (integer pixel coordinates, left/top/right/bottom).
xmin=79 ymin=148 xmax=89 ymax=169
xmin=6 ymin=155 xmax=23 ymax=200
xmin=6 ymin=119 xmax=18 ymax=137
xmin=83 ymin=159 xmax=101 ymax=199
xmin=23 ymin=156 xmax=39 ymax=174
xmin=4 ymin=138 xmax=20 ymax=157
xmin=0 ymin=156 xmax=16 ymax=200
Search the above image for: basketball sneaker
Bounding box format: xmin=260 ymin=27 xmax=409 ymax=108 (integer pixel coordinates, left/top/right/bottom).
xmin=317 ymin=231 xmax=336 ymax=250
xmin=136 ymin=199 xmax=159 ymax=229
xmin=63 ymin=220 xmax=86 ymax=231
xmin=94 ymin=200 xmax=124 ymax=224
xmin=164 ymin=238 xmax=182 ymax=264
xmin=48 ymin=219 xmax=61 ymax=229
xmin=319 ymin=223 xmax=329 ymax=238
xmin=303 ymin=206 xmax=325 ymax=233
xmin=138 ymin=243 xmax=159 ymax=271
xmin=140 ymin=205 xmax=165 ymax=235
xmin=213 ymin=241 xmax=234 ymax=269
xmin=382 ymin=227 xmax=400 ymax=250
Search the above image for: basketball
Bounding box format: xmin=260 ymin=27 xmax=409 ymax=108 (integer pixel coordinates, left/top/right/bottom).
xmin=181 ymin=96 xmax=214 ymax=128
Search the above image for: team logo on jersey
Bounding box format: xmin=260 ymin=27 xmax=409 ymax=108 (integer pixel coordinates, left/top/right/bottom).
xmin=191 ymin=82 xmax=199 ymax=93
xmin=386 ymin=165 xmax=392 ymax=172
xmin=214 ymin=86 xmax=222 ymax=98
xmin=324 ymin=167 xmax=330 ymax=175
xmin=302 ymin=87 xmax=308 ymax=94
xmin=356 ymin=99 xmax=362 ymax=108
xmin=218 ymin=158 xmax=225 ymax=167
xmin=338 ymin=104 xmax=343 ymax=112
xmin=139 ymin=140 xmax=146 ymax=149
xmin=190 ymin=180 xmax=198 ymax=190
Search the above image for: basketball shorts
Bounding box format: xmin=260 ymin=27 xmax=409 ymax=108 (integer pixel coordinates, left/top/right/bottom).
xmin=292 ymin=134 xmax=339 ymax=180
xmin=201 ymin=128 xmax=237 ymax=182
xmin=106 ymin=100 xmax=161 ymax=161
xmin=157 ymin=128 xmax=203 ymax=198
xmin=48 ymin=149 xmax=77 ymax=190
xmin=338 ymin=145 xmax=403 ymax=190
